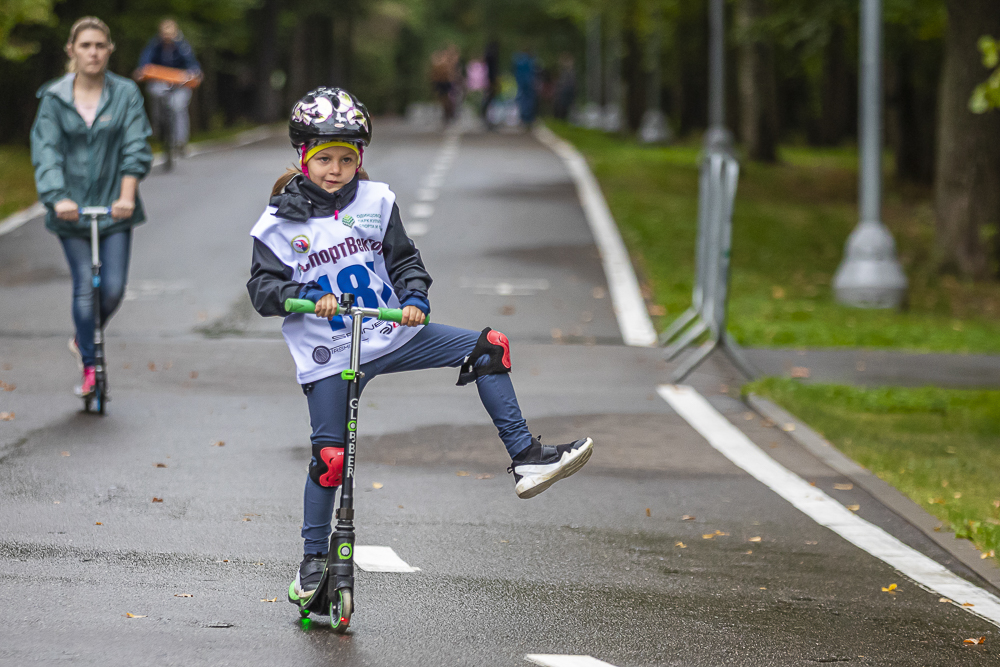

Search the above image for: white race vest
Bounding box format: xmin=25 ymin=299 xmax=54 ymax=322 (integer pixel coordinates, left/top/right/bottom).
xmin=251 ymin=180 xmax=422 ymax=383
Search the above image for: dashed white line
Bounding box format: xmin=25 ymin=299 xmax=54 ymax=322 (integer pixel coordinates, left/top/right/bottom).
xmin=406 ymin=222 xmax=429 ymax=237
xmin=658 ymin=384 xmax=1000 ymax=628
xmin=533 ymin=125 xmax=657 ymax=347
xmin=416 ymin=188 xmax=439 ymax=202
xmin=526 ymin=656 xmax=618 ymax=667
xmin=353 ymin=546 xmax=419 ymax=573
xmin=409 ymin=203 xmax=434 ymax=219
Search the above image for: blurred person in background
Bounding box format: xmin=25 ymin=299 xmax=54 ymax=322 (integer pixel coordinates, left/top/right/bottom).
xmin=30 ymin=16 xmax=152 ymax=397
xmin=512 ymin=48 xmax=538 ymax=127
xmin=430 ymin=44 xmax=462 ymax=124
xmin=553 ymin=53 xmax=576 ymax=121
xmin=481 ymin=40 xmax=500 ymax=129
xmin=136 ymin=18 xmax=201 ymax=150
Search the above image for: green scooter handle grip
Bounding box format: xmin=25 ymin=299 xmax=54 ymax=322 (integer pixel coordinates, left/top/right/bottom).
xmin=283 ymin=298 xmax=430 ymax=325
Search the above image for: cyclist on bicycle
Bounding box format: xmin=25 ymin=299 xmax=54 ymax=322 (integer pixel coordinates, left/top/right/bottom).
xmin=30 ymin=16 xmax=152 ymax=396
xmin=136 ymin=18 xmax=200 ymax=151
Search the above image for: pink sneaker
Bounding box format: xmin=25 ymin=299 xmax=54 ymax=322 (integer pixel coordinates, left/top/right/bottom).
xmin=75 ymin=366 xmax=96 ymax=397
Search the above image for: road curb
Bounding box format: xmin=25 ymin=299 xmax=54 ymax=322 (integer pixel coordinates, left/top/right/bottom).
xmin=532 ymin=124 xmax=658 ymax=348
xmin=746 ymin=392 xmax=1000 ymax=594
xmin=0 ymin=124 xmax=283 ymax=239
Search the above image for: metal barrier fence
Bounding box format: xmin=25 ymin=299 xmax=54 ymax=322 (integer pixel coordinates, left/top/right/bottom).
xmin=660 ymin=149 xmax=756 ymax=382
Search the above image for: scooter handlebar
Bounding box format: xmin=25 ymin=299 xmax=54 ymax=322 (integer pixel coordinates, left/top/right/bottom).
xmin=80 ymin=206 xmax=111 ymax=216
xmin=283 ymin=298 xmax=430 ymax=325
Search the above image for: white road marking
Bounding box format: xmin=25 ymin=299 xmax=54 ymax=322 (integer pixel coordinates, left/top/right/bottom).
xmin=407 ymin=222 xmax=429 ymax=237
xmin=354 ymin=546 xmax=419 ymax=573
xmin=658 ymin=384 xmax=1000 ymax=628
xmin=526 ymin=656 xmax=618 ymax=667
xmin=0 ymin=202 xmax=45 ymax=237
xmin=534 ymin=125 xmax=657 ymax=347
xmin=416 ymin=188 xmax=439 ymax=202
xmin=423 ymin=173 xmax=445 ymax=189
xmin=409 ymin=203 xmax=434 ymax=219
xmin=461 ymin=278 xmax=550 ymax=295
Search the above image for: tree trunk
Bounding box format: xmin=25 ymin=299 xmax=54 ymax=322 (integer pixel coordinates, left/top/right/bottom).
xmin=935 ymin=0 xmax=1000 ymax=278
xmin=736 ymin=0 xmax=778 ymax=161
xmin=817 ymin=23 xmax=852 ymax=146
xmin=888 ymin=36 xmax=939 ymax=184
xmin=623 ymin=15 xmax=645 ymax=132
xmin=254 ymin=0 xmax=281 ymax=123
xmin=288 ymin=15 xmax=310 ymax=105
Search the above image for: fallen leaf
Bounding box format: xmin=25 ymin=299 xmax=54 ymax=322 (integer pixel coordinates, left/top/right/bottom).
xmin=154 ymin=462 xmax=167 ymax=468
xmin=648 ymin=304 xmax=666 ymax=317
xmin=882 ymin=583 xmax=897 ymax=593
xmin=749 ymin=536 xmax=762 ymax=543
xmin=790 ymin=367 xmax=810 ymax=379
xmin=456 ymin=471 xmax=470 ymax=477
xmin=174 ymin=593 xmax=193 ymax=598
xmin=759 ymin=586 xmax=766 ymax=590
xmin=743 ymin=412 xmax=755 ymax=421
xmin=550 ymin=328 xmax=562 ymax=340
xmin=856 ymin=361 xmax=866 ymax=372
xmin=0 ymin=381 xmax=15 ymax=391
xmin=934 ymin=525 xmax=943 ymax=531
xmin=939 ymin=597 xmax=953 ymax=603
xmin=0 ymin=412 xmax=14 ymax=421
xmin=398 ymin=505 xmax=404 ymax=509
xmin=190 ymin=371 xmax=198 ymax=379
xmin=762 ymin=418 xmax=776 ymax=428
xmin=125 ymin=613 xmax=147 ymax=618
xmin=592 ymin=287 xmax=606 ymax=299
xmin=242 ymin=517 xmax=251 ymax=522
xmin=212 ymin=441 xmax=225 ymax=447
xmin=833 ymin=483 xmax=854 ymax=491
xmin=847 ymin=504 xmax=860 ymax=511
xmin=152 ymin=497 xmax=163 ymax=503
xmin=260 ymin=597 xmax=278 ymax=603
xmin=148 ymin=362 xmax=156 ymax=371
xmin=744 ymin=550 xmax=753 ymax=554
xmin=964 ymin=637 xmax=986 ymax=645
xmin=372 ymin=482 xmax=384 ymax=489
xmin=993 ymin=500 xmax=1000 ymax=509
xmin=772 ymin=286 xmax=785 ymax=299
xmin=500 ymin=304 xmax=516 ymax=316
xmin=476 ymin=473 xmax=493 ymax=480
xmin=61 ymin=451 xmax=70 ymax=457
xmin=703 ymin=530 xmax=729 ymax=539
xmin=781 ymin=423 xmax=796 ymax=432
xmin=645 ymin=508 xmax=651 ymax=517
xmin=95 ymin=522 xmax=102 ymax=525
xmin=675 ymin=541 xmax=686 ymax=548
xmin=681 ymin=515 xmax=696 ymax=521
xmin=981 ymin=550 xmax=995 ymax=560
xmin=805 ymin=540 xmax=819 ymax=545
xmin=954 ymin=492 xmax=962 ymax=499
xmin=929 ymin=497 xmax=945 ymax=504
xmin=962 ymin=602 xmax=975 ymax=607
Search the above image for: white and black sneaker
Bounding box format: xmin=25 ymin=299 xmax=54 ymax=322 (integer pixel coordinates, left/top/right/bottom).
xmin=288 ymin=552 xmax=326 ymax=605
xmin=508 ymin=436 xmax=593 ymax=499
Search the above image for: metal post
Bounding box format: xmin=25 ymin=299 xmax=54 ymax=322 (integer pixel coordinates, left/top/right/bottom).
xmin=640 ymin=6 xmax=671 ymax=143
xmin=832 ymin=0 xmax=907 ymax=308
xmin=581 ymin=13 xmax=603 ymax=129
xmin=704 ymin=0 xmax=733 ymax=151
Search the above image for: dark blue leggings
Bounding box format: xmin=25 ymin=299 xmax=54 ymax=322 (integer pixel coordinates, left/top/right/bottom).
xmin=301 ymin=323 xmax=532 ymax=553
xmin=60 ymin=231 xmax=132 ymax=367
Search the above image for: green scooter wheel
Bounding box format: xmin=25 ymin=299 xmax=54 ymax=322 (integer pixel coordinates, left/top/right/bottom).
xmin=329 ymin=588 xmax=352 ymax=633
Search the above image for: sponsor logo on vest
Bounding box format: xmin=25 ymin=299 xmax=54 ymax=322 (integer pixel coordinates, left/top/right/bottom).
xmin=297 ymin=235 xmax=382 ymax=272
xmin=342 ymin=214 xmax=355 ymax=228
xmin=291 ymin=235 xmax=310 ymax=253
xmin=312 ymin=346 xmax=331 ymax=364
xmin=355 ymin=213 xmax=382 ymax=229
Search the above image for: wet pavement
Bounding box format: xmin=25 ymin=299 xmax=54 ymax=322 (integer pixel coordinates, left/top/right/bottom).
xmin=0 ymin=120 xmax=996 ymax=666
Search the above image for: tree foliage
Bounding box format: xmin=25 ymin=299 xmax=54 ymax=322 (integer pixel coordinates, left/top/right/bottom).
xmin=0 ymin=0 xmax=57 ymax=61
xmin=970 ymin=35 xmax=1000 ymax=113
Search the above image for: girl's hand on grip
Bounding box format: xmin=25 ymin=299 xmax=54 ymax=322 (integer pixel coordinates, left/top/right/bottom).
xmin=400 ymin=305 xmax=425 ymax=327
xmin=315 ymin=294 xmax=339 ymax=319
xmin=54 ymin=199 xmax=79 ymax=222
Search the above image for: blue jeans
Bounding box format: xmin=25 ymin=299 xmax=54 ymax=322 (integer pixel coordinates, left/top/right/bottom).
xmin=60 ymin=231 xmax=132 ymax=367
xmin=300 ymin=323 xmax=532 ymax=553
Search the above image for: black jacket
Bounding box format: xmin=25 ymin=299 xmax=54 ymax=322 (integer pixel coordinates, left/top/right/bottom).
xmin=247 ymin=174 xmax=432 ymax=317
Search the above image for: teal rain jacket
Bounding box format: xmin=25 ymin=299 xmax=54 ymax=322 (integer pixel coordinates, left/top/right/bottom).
xmin=30 ymin=72 xmax=153 ymax=238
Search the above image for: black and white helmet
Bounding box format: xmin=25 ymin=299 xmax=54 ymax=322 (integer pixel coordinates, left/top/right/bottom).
xmin=288 ymin=87 xmax=372 ymax=149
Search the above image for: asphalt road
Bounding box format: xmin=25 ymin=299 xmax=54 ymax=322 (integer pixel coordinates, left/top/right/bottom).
xmin=0 ymin=120 xmax=996 ymax=666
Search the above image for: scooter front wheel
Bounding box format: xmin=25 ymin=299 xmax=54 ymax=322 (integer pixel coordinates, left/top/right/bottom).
xmin=329 ymin=588 xmax=352 ymax=633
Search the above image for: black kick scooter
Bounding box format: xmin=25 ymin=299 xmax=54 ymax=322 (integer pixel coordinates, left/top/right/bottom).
xmin=80 ymin=206 xmax=112 ymax=415
xmin=283 ymin=293 xmax=428 ymax=632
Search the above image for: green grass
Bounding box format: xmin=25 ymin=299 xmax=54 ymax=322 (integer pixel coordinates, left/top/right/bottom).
xmin=0 ymin=146 xmax=38 ymax=219
xmin=747 ymin=378 xmax=1000 ymax=564
xmin=548 ymin=121 xmax=1000 ymax=353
